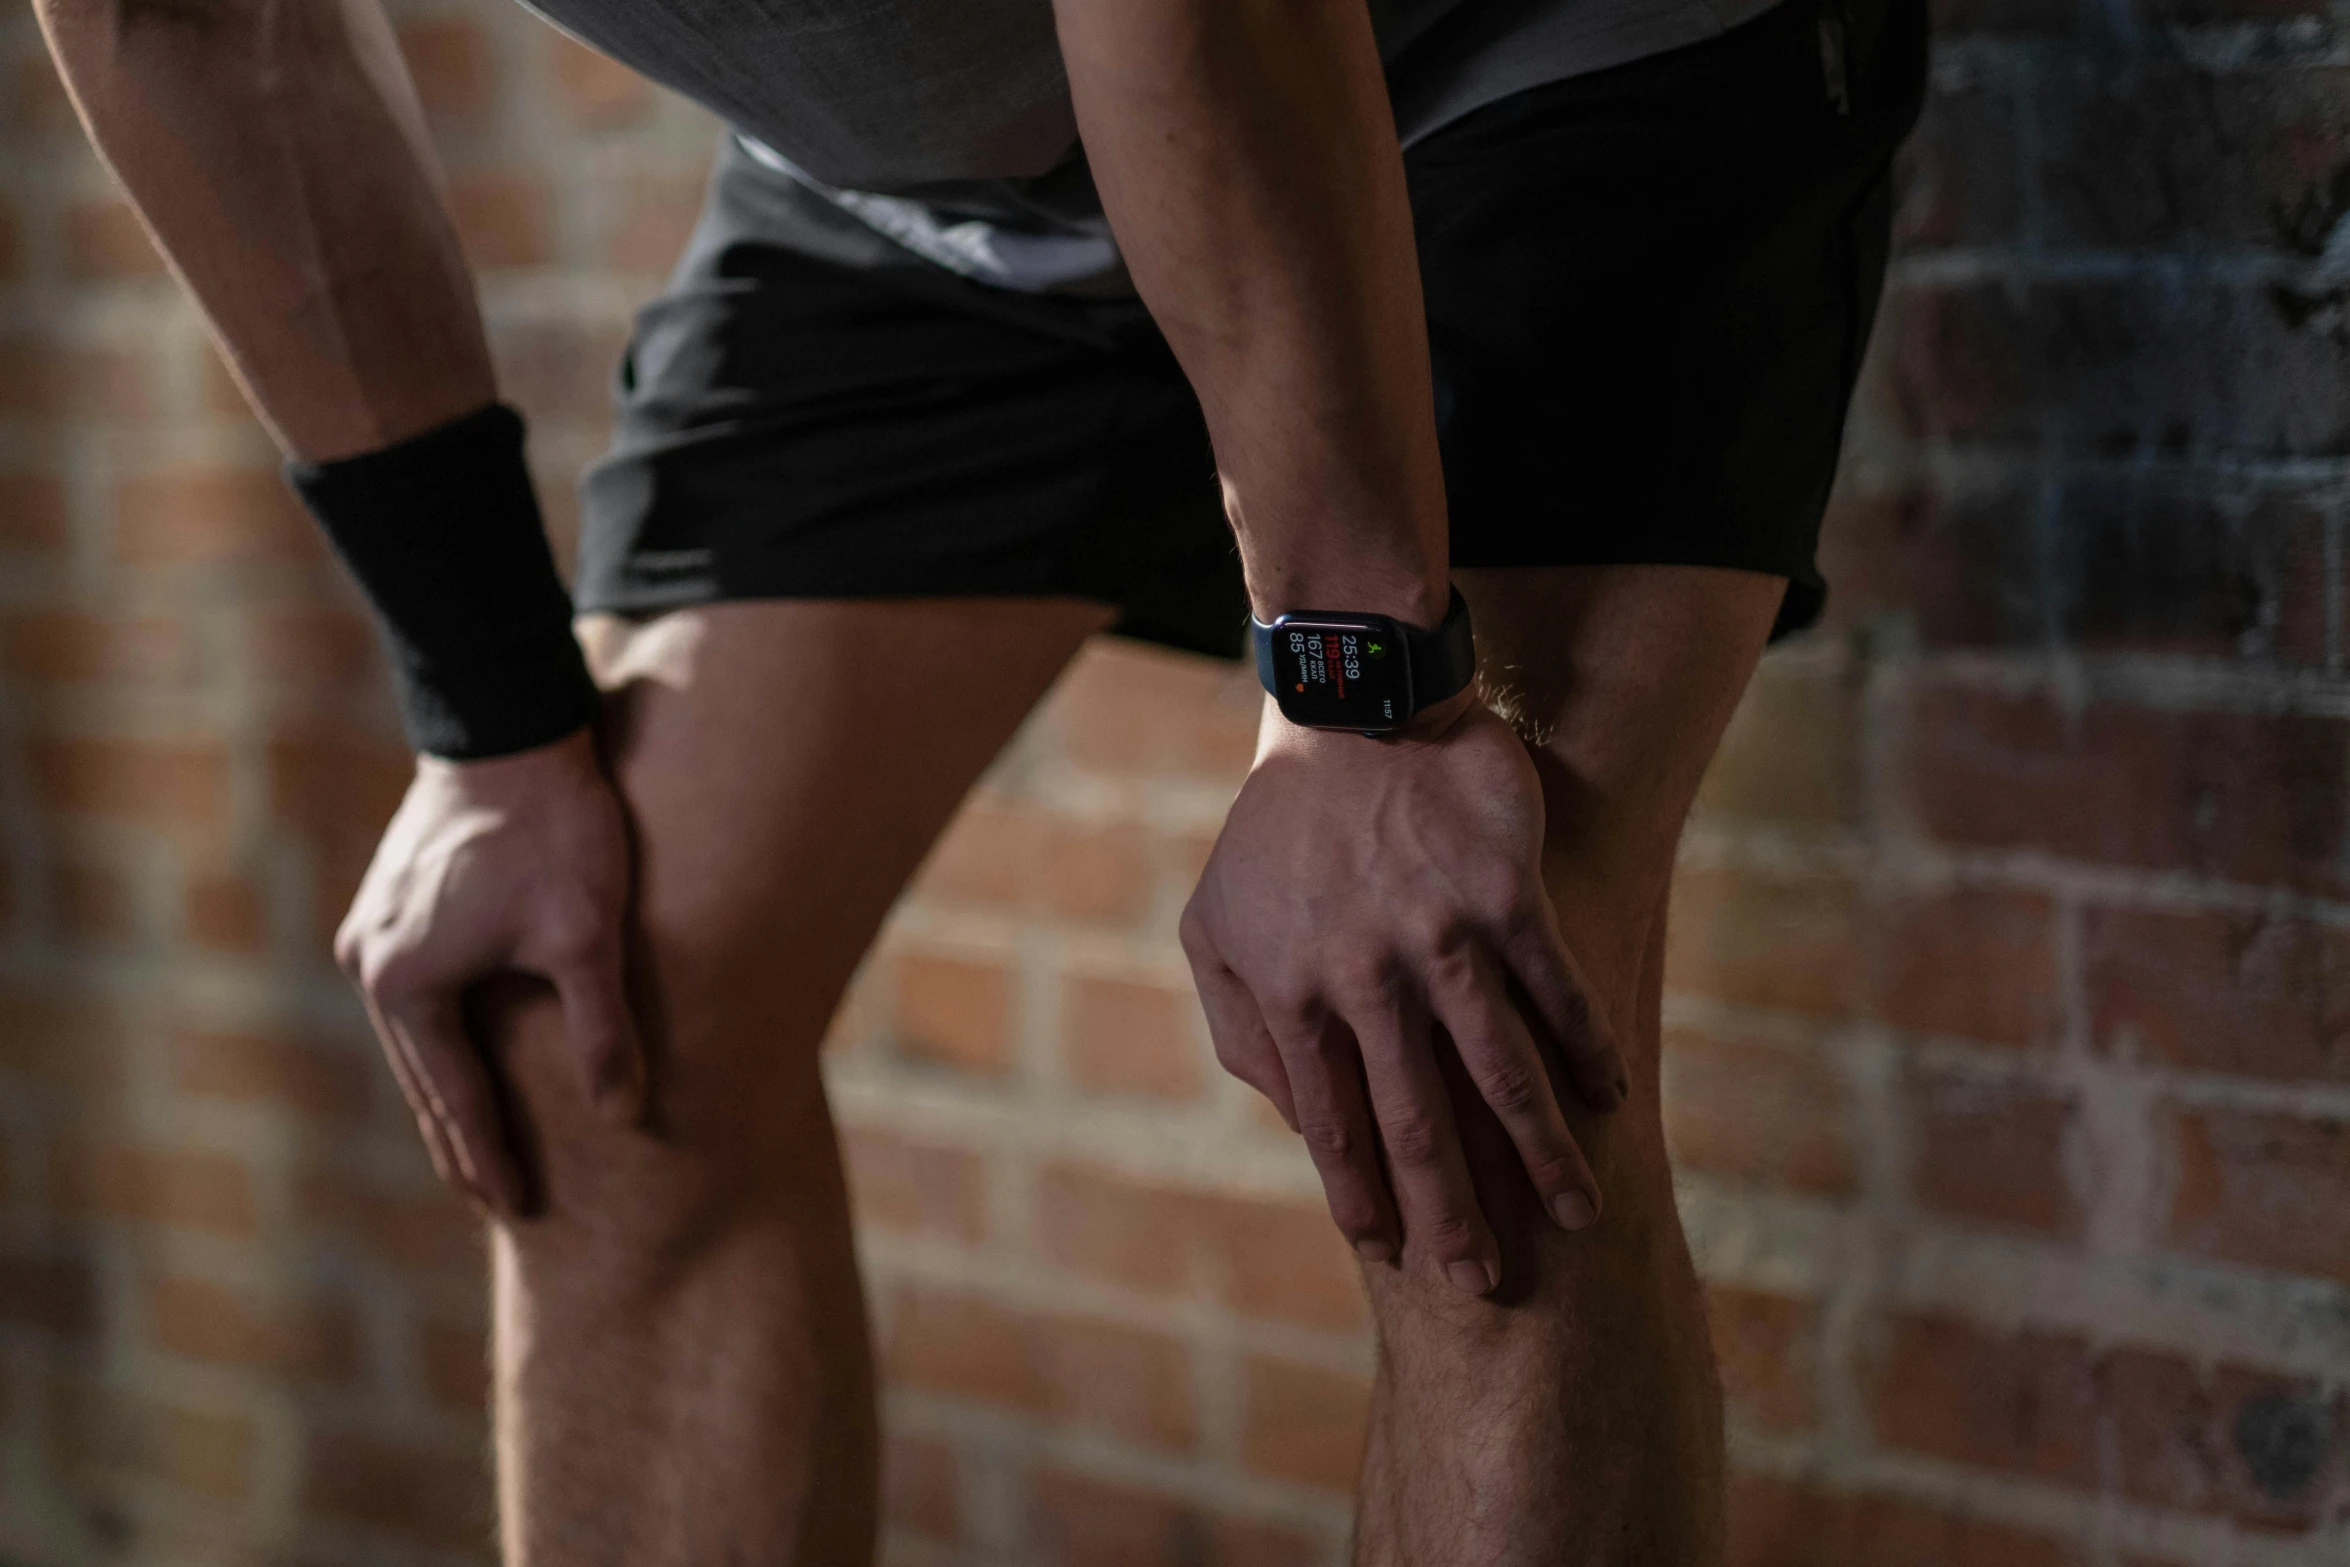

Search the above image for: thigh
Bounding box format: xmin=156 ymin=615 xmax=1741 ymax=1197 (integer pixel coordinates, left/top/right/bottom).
xmin=490 ymin=596 xmax=1112 ymax=1216
xmin=1460 ymin=562 xmax=1783 ymax=1042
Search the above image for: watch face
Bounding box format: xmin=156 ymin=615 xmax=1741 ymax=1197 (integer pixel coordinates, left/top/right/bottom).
xmin=1268 ymin=616 xmax=1412 ymax=731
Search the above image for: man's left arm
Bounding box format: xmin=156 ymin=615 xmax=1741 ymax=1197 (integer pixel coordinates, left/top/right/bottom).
xmin=1051 ymin=0 xmax=1629 ymax=1295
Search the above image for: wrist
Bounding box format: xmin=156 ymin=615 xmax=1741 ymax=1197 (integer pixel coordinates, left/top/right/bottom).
xmin=1246 ymin=562 xmax=1451 ymax=629
xmin=1260 ymin=683 xmax=1478 ymax=754
xmin=417 ymin=723 xmax=601 ymax=789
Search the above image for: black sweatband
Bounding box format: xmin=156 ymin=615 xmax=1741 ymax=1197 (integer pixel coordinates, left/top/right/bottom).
xmin=287 ymin=404 xmax=601 ymax=760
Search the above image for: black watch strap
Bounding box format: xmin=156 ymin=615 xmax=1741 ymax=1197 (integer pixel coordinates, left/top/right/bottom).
xmin=1408 ymin=587 xmax=1477 ymax=708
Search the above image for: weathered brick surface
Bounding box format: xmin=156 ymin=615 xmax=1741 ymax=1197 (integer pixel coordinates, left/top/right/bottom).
xmin=6 ymin=0 xmax=2350 ymax=1563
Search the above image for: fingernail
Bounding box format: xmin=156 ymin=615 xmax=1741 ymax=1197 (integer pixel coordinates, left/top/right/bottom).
xmin=1552 ymin=1190 xmax=1597 ymax=1231
xmin=1356 ymin=1236 xmax=1396 ymax=1265
xmin=1446 ymin=1258 xmax=1498 ymax=1296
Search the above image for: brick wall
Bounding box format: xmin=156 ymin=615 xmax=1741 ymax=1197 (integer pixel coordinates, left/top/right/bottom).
xmin=1 ymin=0 xmax=2346 ymax=1562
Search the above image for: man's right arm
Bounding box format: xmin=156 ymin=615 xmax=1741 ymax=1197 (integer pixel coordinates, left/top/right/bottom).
xmin=37 ymin=0 xmax=643 ymax=1215
xmin=35 ymin=0 xmax=495 ymax=458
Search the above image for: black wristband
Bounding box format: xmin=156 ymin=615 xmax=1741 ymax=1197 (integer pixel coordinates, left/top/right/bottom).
xmin=287 ymin=404 xmax=600 ymax=760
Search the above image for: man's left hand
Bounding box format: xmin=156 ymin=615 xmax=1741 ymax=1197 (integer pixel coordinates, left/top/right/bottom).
xmin=1180 ymin=698 xmax=1628 ymax=1296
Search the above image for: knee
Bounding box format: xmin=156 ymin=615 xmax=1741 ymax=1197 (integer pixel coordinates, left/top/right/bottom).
xmin=479 ymin=901 xmax=844 ymax=1291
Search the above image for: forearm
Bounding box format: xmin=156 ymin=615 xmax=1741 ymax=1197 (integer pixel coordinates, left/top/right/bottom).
xmin=1052 ymin=0 xmax=1449 ymax=625
xmin=36 ymin=0 xmax=495 ymax=459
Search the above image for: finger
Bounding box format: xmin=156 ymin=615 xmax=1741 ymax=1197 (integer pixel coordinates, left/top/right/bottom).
xmin=1502 ymin=900 xmax=1628 ymax=1113
xmin=363 ymin=993 xmax=469 ymax=1196
xmin=1348 ymin=996 xmax=1498 ymax=1296
xmin=1192 ymin=957 xmax=1297 ymax=1130
xmin=1430 ymin=948 xmax=1601 ymax=1233
xmin=1269 ymin=1007 xmax=1400 ymax=1263
xmin=550 ymin=947 xmax=645 ymax=1125
xmin=383 ymin=993 xmax=529 ymax=1218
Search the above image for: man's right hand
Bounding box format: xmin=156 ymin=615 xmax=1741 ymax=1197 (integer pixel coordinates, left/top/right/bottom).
xmin=333 ymin=726 xmax=642 ymax=1218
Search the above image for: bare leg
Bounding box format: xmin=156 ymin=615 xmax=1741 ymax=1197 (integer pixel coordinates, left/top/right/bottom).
xmin=1353 ymin=565 xmax=1784 ymax=1567
xmin=477 ymin=598 xmax=1112 ymax=1567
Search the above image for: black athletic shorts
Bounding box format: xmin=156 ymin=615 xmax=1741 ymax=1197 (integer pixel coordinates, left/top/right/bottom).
xmin=574 ymin=0 xmax=1928 ymax=656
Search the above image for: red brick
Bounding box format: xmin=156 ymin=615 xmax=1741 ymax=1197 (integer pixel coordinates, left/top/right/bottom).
xmin=1037 ymin=1164 xmax=1366 ymax=1331
xmin=842 ymin=1125 xmax=987 ymax=1243
xmin=1062 ymin=972 xmax=1205 ymax=1101
xmin=890 ymin=951 xmax=1013 ymax=1075
xmin=1869 ymin=1313 xmax=2098 ymax=1489
xmin=301 ymin=1428 xmax=493 ymax=1551
xmin=1708 ymin=1286 xmax=1820 ymax=1433
xmin=1667 ymin=866 xmax=1861 ymax=1018
xmin=6 ymin=54 xmax=81 ymax=138
xmin=2168 ymin=1105 xmax=2350 ymax=1283
xmin=1893 ymin=85 xmax=2027 ymax=250
xmin=26 ymin=734 xmax=232 ymax=840
xmin=0 ymin=196 xmax=21 ymax=285
xmin=0 ymin=986 xmax=133 ymax=1091
xmin=0 ymin=1248 xmax=100 ymax=1335
xmin=1866 ymin=887 xmax=2060 ymax=1049
xmin=54 ymin=857 xmax=135 ymax=943
xmin=266 ymin=732 xmax=414 ymax=850
xmin=1694 ymin=661 xmax=1862 ymax=828
xmin=417 ymin=1314 xmax=487 ymax=1415
xmin=1725 ymin=1474 xmax=2087 ymax=1567
xmin=1905 ymin=688 xmax=2350 ymax=894
xmin=1027 ymin=1465 xmax=1325 ymax=1567
xmin=0 ymin=338 xmax=151 ymax=420
xmin=170 ymin=1023 xmax=376 ymax=1125
xmin=1662 ymin=1025 xmax=1855 ymax=1197
xmin=448 ymin=170 xmax=554 ymax=270
xmin=490 ymin=317 xmax=629 ymax=428
xmin=201 ymin=347 xmax=259 ymax=420
xmin=548 ymin=32 xmax=655 ymax=125
xmin=50 ymin=1379 xmax=256 ymax=1502
xmin=0 ymin=605 xmax=196 ymax=687
xmin=297 ymin=1162 xmax=484 ymax=1278
xmin=143 ymin=1274 xmax=360 ymax=1381
xmin=183 ymin=870 xmax=270 ymax=954
xmin=883 ymin=1432 xmax=961 ymax=1543
xmin=606 ymin=171 xmax=708 ymax=274
xmin=396 ymin=19 xmax=498 ymax=127
xmin=1866 ymin=1310 xmax=2350 ymax=1528
xmin=1908 ymin=1067 xmax=2081 ymax=1236
xmin=51 ymin=1135 xmax=257 ymax=1237
xmin=1056 ymin=640 xmax=1260 ymax=783
xmin=886 ymin=1285 xmax=1196 ymax=1451
xmin=917 ymin=799 xmax=1157 ymax=926
xmin=62 ymin=199 xmax=165 ymax=280
xmin=2084 ymin=906 xmax=2350 ymax=1082
xmin=1238 ymin=1355 xmax=1370 ymax=1492
xmin=0 ymin=472 xmax=72 ymax=553
xmin=111 ymin=466 xmax=320 ymax=564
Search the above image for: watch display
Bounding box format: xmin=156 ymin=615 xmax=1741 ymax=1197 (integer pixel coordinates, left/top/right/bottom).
xmin=1266 ymin=615 xmax=1414 ymax=731
xmin=1250 ymin=588 xmax=1476 ymax=735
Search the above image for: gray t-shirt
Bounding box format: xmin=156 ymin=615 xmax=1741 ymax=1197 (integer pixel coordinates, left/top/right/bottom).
xmin=521 ymin=0 xmax=1785 ymax=290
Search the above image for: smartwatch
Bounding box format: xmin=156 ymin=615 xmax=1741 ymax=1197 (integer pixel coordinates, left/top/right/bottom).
xmin=1252 ymin=587 xmax=1476 ymax=735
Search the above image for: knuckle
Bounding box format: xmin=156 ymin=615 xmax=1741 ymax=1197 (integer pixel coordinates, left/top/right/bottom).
xmin=360 ymin=949 xmax=431 ymax=1011
xmin=1477 ymin=1056 xmax=1546 ymax=1116
xmin=1379 ymin=1109 xmax=1445 ymax=1169
xmin=535 ymin=897 xmax=613 ymax=968
xmin=1177 ymin=900 xmax=1215 ymax=959
xmin=1525 ymin=1148 xmax=1582 ymax=1192
xmin=1329 ymin=957 xmax=1402 ymax=1013
xmin=1297 ymin=1116 xmax=1359 ymax=1165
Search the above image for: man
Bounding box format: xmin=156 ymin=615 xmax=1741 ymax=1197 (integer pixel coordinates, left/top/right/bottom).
xmin=36 ymin=0 xmax=1922 ymax=1557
